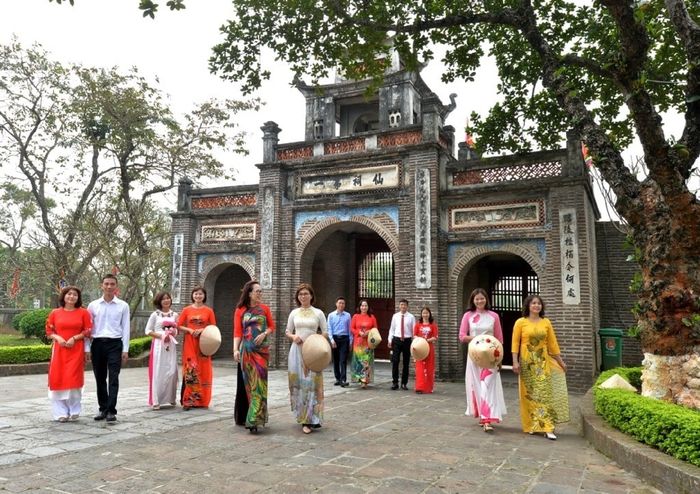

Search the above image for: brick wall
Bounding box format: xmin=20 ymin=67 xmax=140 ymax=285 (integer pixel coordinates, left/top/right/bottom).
xmin=595 ymin=221 xmax=643 ymax=366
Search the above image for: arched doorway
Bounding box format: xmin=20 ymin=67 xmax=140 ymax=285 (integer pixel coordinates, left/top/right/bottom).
xmin=209 ymin=264 xmax=251 ymax=358
xmin=301 ymin=223 xmax=395 ymax=359
xmin=461 ymin=254 xmax=539 ymax=365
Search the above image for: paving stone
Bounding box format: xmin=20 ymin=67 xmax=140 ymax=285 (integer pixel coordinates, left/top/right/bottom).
xmin=0 ymin=362 xmax=665 ymax=493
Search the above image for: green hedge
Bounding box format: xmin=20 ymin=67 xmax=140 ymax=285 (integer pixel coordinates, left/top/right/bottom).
xmin=594 ymin=367 xmax=700 ymax=467
xmin=0 ymin=345 xmax=52 ymax=364
xmin=0 ymin=336 xmax=153 ymax=364
xmin=12 ymin=311 xmax=28 ymax=332
xmin=128 ymin=336 xmax=152 ymax=358
xmin=18 ymin=308 xmax=52 ymax=344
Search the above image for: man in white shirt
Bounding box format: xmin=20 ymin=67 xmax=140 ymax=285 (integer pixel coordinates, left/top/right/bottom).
xmin=387 ymin=299 xmax=416 ymax=390
xmin=86 ymin=274 xmax=130 ymax=423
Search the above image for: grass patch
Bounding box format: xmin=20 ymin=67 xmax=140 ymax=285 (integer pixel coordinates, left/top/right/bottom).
xmin=0 ymin=334 xmax=46 ymax=347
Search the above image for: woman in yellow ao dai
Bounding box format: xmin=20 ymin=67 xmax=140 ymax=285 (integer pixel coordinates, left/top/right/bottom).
xmin=512 ymin=295 xmax=569 ymax=440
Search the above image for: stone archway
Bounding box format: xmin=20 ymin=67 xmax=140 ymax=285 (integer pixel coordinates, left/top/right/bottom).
xmin=200 ymin=259 xmax=253 ymax=358
xmin=297 ymin=219 xmax=399 ymax=359
xmin=445 ymin=240 xmax=545 ymax=375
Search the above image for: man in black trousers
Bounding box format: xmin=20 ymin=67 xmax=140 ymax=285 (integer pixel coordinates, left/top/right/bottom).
xmin=86 ymin=274 xmax=130 ymax=423
xmin=388 ymin=299 xmax=416 ymax=390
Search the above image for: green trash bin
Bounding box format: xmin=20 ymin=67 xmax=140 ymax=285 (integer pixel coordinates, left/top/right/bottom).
xmin=599 ymin=328 xmax=623 ymax=370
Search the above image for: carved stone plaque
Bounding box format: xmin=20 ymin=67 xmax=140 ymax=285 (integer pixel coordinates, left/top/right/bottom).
xmin=415 ymin=168 xmax=431 ymax=288
xmin=299 ymin=163 xmax=399 ymax=197
xmin=201 ymin=224 xmax=256 ymax=243
xmin=451 ymin=200 xmax=543 ymax=230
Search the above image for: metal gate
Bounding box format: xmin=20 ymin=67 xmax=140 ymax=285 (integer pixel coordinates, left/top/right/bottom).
xmin=489 ymin=272 xmax=539 ymax=365
xmin=356 ymin=240 xmax=394 ymax=359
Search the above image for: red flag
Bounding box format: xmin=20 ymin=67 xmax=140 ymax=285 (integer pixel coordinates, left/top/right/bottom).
xmin=581 ymin=142 xmax=594 ymax=168
xmin=465 ymin=118 xmax=475 ymax=148
xmin=9 ymin=268 xmax=20 ymax=299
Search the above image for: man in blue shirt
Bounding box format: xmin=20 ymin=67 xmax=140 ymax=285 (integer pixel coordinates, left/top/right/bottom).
xmin=327 ymin=296 xmax=352 ymax=387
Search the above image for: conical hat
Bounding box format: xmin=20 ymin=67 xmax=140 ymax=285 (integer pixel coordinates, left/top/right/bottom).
xmin=598 ymin=373 xmax=637 ymax=392
xmin=302 ymin=333 xmax=332 ymax=372
xmin=411 ymin=336 xmax=430 ymax=361
xmin=468 ymin=334 xmax=504 ymax=369
xmin=199 ymin=325 xmax=222 ymax=356
xmin=367 ymin=327 xmax=382 ymax=349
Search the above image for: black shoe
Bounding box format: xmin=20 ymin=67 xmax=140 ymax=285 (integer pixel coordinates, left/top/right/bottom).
xmin=401 ymin=384 xmax=408 ymax=390
xmin=391 ymin=384 xmax=399 ymax=390
xmin=248 ymin=426 xmax=258 ymax=434
xmin=105 ymin=413 xmax=117 ymax=423
xmin=334 ymin=381 xmax=341 ymax=386
xmin=341 ymin=382 xmax=349 ymax=387
xmin=93 ymin=411 xmax=106 ymax=421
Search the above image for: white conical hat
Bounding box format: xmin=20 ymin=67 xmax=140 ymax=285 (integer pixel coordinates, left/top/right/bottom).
xmin=367 ymin=327 xmax=382 ymax=349
xmin=302 ymin=333 xmax=332 ymax=372
xmin=468 ymin=334 xmax=504 ymax=369
xmin=598 ymin=374 xmax=637 ymax=392
xmin=411 ymin=337 xmax=430 ymax=361
xmin=199 ymin=325 xmax=222 ymax=356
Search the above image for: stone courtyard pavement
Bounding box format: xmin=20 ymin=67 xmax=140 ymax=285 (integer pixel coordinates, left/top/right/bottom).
xmin=0 ymin=362 xmax=661 ymax=493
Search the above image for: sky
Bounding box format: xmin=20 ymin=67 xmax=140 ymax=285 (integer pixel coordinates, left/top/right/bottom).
xmin=0 ymin=0 xmax=499 ymax=188
xmin=0 ymin=0 xmax=694 ymax=215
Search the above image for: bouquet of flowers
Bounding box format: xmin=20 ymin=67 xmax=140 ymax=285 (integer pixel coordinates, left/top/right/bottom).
xmin=161 ymin=318 xmax=178 ymax=351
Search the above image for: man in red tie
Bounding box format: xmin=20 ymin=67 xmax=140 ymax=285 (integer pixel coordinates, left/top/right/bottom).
xmin=387 ymin=299 xmax=416 ymax=390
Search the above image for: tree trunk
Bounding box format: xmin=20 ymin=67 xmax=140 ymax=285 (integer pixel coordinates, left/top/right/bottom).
xmin=631 ymin=185 xmax=700 ymax=408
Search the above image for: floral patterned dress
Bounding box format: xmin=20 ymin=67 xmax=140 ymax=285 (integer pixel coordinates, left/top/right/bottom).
xmin=145 ymin=310 xmax=179 ymax=407
xmin=286 ymin=306 xmax=328 ymax=426
xmin=233 ymin=304 xmax=275 ymax=428
xmin=512 ymin=317 xmax=569 ymax=433
xmin=178 ymin=305 xmax=216 ymax=409
xmin=350 ymin=313 xmax=378 ymax=384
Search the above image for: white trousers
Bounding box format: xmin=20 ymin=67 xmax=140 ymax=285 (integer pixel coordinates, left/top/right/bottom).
xmin=48 ymin=388 xmax=82 ymax=420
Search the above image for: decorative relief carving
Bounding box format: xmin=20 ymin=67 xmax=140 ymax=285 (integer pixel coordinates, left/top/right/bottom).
xmin=298 ymin=163 xmax=400 ymax=197
xmin=260 ymin=188 xmax=275 ymax=289
xmin=324 ymin=138 xmax=365 ymax=155
xmin=276 ymin=145 xmax=313 ymax=160
xmin=415 ymin=168 xmax=432 ymax=288
xmin=170 ymin=234 xmax=184 ymax=304
xmin=192 ymin=193 xmax=257 ymax=209
xmin=559 ymin=208 xmax=581 ymax=305
xmin=378 ymin=130 xmax=422 ymax=148
xmin=452 ymin=160 xmax=562 ymax=186
xmin=200 ymin=223 xmax=256 ymax=243
xmin=450 ymin=200 xmax=544 ymax=230
xmin=438 ymin=136 xmax=450 ymax=149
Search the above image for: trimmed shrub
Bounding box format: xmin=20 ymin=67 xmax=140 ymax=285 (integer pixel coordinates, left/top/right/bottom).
xmin=0 ymin=345 xmax=52 ymax=364
xmin=594 ymin=367 xmax=700 ymax=467
xmin=11 ymin=311 xmax=29 ymax=332
xmin=18 ymin=309 xmax=53 ymax=344
xmin=128 ymin=336 xmax=152 ymax=358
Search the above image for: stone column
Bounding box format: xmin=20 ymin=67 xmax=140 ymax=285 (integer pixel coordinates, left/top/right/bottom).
xmin=261 ymin=121 xmax=281 ymax=163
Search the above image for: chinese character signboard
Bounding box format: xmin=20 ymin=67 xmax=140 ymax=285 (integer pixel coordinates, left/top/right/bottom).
xmin=559 ymin=208 xmax=581 ymax=305
xmin=299 ymin=163 xmax=399 ymax=197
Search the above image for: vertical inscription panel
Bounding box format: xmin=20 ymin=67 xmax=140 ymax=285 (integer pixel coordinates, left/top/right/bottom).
xmin=415 ymin=168 xmax=432 ymax=288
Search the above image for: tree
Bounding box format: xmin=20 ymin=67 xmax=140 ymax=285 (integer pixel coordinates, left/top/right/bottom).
xmin=205 ymin=0 xmax=699 ymax=407
xmin=1 ymin=40 xmax=257 ymax=309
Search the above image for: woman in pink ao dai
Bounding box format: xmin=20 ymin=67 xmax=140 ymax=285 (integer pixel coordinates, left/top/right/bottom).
xmin=459 ymin=288 xmax=507 ymax=432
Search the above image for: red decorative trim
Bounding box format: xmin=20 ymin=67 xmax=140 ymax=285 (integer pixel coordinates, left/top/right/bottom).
xmin=378 ymin=131 xmax=422 ymax=148
xmin=452 ymin=160 xmax=562 ymax=186
xmin=192 ymin=193 xmax=257 ymax=209
xmin=324 ymin=138 xmax=365 ymax=155
xmin=276 ymin=146 xmax=313 ymax=160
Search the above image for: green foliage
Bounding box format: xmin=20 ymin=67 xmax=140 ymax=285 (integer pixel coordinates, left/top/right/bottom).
xmin=594 ymin=367 xmax=700 ymax=467
xmin=18 ymin=309 xmax=52 ymax=343
xmin=128 ymin=336 xmax=153 ymax=358
xmin=11 ymin=311 xmax=28 ymax=332
xmin=0 ymin=334 xmax=44 ymax=347
xmin=0 ymin=345 xmax=52 ymax=364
